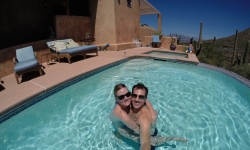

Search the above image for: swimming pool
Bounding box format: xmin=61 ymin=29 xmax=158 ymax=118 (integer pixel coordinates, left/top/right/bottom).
xmin=0 ymin=58 xmax=250 ymax=149
xmin=144 ymin=50 xmax=188 ymax=58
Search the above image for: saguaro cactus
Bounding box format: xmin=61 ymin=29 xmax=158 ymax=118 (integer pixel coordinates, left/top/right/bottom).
xmin=199 ymin=21 xmax=203 ymax=48
xmin=232 ymin=29 xmax=238 ymax=65
xmin=194 ymin=40 xmax=197 ymax=50
xmin=177 ymin=35 xmax=181 ymax=45
xmin=212 ymin=36 xmax=216 ymax=50
xmin=243 ymin=40 xmax=250 ymax=65
xmin=196 ymin=42 xmax=203 ymax=56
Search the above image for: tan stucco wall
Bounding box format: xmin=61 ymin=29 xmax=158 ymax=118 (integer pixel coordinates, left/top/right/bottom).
xmin=94 ymin=0 xmax=141 ymax=50
xmin=161 ymin=37 xmax=176 ymax=49
xmin=94 ymin=0 xmax=116 ymax=45
xmin=161 ymin=37 xmax=187 ymax=52
xmin=114 ymin=0 xmax=141 ymax=44
xmin=54 ymin=15 xmax=93 ymax=41
xmin=140 ymin=26 xmax=157 ymax=46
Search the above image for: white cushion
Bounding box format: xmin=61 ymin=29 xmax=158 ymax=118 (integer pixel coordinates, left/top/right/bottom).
xmin=53 ymin=41 xmax=66 ymax=52
xmin=66 ymin=39 xmax=79 ymax=48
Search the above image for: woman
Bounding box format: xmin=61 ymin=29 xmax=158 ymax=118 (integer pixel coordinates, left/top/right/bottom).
xmin=109 ymin=83 xmax=187 ymax=146
xmin=109 ymin=83 xmax=157 ymax=134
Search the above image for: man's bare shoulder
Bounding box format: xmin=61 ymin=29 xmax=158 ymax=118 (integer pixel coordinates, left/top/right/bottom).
xmin=137 ymin=107 xmax=151 ymax=125
xmin=141 ymin=106 xmax=152 ymax=116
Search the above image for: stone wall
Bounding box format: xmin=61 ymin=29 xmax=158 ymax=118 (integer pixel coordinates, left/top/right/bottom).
xmin=0 ymin=39 xmax=54 ymax=78
xmin=54 ymin=15 xmax=93 ymax=42
xmin=140 ymin=26 xmax=157 ymax=46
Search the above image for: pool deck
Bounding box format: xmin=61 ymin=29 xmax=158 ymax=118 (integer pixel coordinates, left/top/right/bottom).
xmin=0 ymin=47 xmax=199 ymax=116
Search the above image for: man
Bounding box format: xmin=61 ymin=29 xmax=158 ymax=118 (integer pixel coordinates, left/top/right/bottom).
xmin=109 ymin=83 xmax=157 ymax=136
xmin=109 ymin=83 xmax=187 ymax=149
xmin=129 ymin=83 xmax=188 ymax=148
xmin=109 ymin=84 xmax=140 ymax=134
xmin=129 ymin=83 xmax=152 ymax=150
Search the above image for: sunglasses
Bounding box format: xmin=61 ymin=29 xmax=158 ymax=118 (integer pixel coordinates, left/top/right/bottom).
xmin=116 ymin=92 xmax=131 ymax=100
xmin=131 ymin=94 xmax=146 ymax=100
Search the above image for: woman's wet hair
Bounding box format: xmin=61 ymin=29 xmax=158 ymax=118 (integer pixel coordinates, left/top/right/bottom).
xmin=113 ymin=83 xmax=127 ymax=98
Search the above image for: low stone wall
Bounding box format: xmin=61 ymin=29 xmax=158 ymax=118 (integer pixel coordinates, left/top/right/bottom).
xmin=140 ymin=36 xmax=188 ymax=52
xmin=103 ymin=42 xmax=142 ymax=51
xmin=140 ymin=26 xmax=156 ymax=46
xmin=0 ymin=39 xmax=58 ymax=78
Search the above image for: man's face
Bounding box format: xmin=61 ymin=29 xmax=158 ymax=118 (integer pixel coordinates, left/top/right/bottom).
xmin=116 ymin=87 xmax=131 ymax=107
xmin=131 ymin=88 xmax=146 ymax=109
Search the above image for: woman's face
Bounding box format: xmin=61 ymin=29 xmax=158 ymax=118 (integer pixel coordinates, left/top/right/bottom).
xmin=116 ymin=87 xmax=131 ymax=107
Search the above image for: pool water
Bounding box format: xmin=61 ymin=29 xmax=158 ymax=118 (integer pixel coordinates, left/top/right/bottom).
xmin=0 ymin=58 xmax=250 ymax=150
xmin=145 ymin=51 xmax=188 ymax=58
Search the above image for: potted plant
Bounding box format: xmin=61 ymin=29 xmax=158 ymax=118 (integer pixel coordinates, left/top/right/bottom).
xmin=170 ymin=36 xmax=176 ymax=50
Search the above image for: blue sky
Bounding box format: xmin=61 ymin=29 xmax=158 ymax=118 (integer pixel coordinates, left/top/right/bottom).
xmin=140 ymin=0 xmax=250 ymax=40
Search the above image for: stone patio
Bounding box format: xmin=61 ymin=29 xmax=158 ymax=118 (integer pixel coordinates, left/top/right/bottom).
xmin=0 ymin=47 xmax=199 ymax=116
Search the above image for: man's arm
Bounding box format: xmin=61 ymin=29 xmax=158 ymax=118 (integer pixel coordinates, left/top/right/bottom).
xmin=137 ymin=109 xmax=152 ymax=150
xmin=145 ymin=100 xmax=158 ymax=125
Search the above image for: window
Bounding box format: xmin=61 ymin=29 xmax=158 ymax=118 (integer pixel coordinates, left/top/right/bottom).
xmin=127 ymin=0 xmax=132 ymax=8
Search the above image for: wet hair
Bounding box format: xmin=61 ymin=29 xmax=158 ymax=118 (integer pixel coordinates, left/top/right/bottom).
xmin=132 ymin=83 xmax=148 ymax=98
xmin=113 ymin=83 xmax=127 ymax=98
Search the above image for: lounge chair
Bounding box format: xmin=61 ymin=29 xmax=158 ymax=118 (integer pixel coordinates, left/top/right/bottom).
xmin=152 ymin=35 xmax=161 ymax=48
xmin=13 ymin=46 xmax=42 ymax=84
xmin=46 ymin=39 xmax=98 ymax=64
xmin=99 ymin=44 xmax=109 ymax=51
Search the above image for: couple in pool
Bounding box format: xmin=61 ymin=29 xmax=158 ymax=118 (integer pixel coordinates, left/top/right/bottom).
xmin=109 ymin=83 xmax=187 ymax=150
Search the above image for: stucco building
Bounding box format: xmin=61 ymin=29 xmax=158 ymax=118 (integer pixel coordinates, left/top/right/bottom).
xmin=0 ymin=0 xmax=164 ymax=78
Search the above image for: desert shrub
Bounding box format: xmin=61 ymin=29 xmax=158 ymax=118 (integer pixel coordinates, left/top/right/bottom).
xmin=226 ymin=64 xmax=250 ymax=79
xmin=197 ymin=41 xmax=250 ymax=79
xmin=198 ymin=42 xmax=225 ymax=67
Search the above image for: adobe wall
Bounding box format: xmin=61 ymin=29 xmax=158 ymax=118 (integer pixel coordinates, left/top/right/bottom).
xmin=54 ymin=0 xmax=98 ymax=41
xmin=54 ymin=15 xmax=93 ymax=41
xmin=141 ymin=35 xmax=186 ymax=52
xmin=140 ymin=26 xmax=157 ymax=46
xmin=161 ymin=37 xmax=187 ymax=52
xmin=114 ymin=0 xmax=141 ymax=45
xmin=94 ymin=0 xmax=141 ymax=51
xmin=94 ymin=0 xmax=116 ymax=45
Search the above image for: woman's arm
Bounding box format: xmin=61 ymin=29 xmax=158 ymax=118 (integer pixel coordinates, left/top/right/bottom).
xmin=118 ymin=111 xmax=140 ymax=134
xmin=145 ymin=100 xmax=158 ymax=125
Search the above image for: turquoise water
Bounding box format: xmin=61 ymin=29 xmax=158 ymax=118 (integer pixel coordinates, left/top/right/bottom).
xmin=145 ymin=51 xmax=188 ymax=58
xmin=0 ymin=58 xmax=250 ymax=150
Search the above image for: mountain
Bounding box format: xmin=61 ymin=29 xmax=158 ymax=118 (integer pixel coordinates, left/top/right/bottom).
xmin=206 ymin=28 xmax=250 ymax=50
xmin=203 ymin=27 xmax=250 ymax=67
